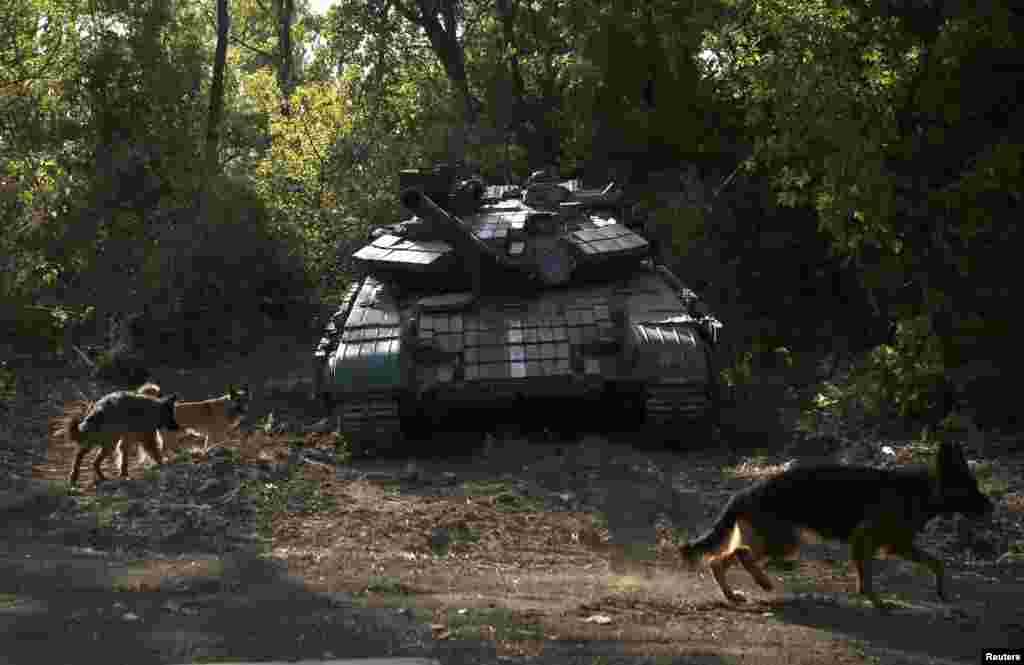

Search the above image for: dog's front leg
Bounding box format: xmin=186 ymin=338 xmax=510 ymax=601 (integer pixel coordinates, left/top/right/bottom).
xmin=147 ymin=431 xmax=165 ymax=466
xmin=891 ymin=540 xmax=946 ymax=601
xmin=736 ymin=549 xmax=775 ymax=591
xmin=114 ymin=438 xmax=129 ymax=477
xmin=160 ymin=429 xmax=178 ymax=456
xmin=68 ymin=446 xmax=90 ymax=486
xmin=92 ymin=443 xmax=110 ymax=484
xmin=851 ymin=523 xmax=884 ymax=607
xmin=710 ymin=556 xmax=748 ymax=603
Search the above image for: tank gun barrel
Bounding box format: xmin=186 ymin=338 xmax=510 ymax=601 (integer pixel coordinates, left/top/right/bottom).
xmin=400 ymin=188 xmax=534 ymax=295
xmin=400 ymin=188 xmax=497 ymax=262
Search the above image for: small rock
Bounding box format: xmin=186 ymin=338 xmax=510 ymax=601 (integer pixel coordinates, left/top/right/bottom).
xmin=400 ymin=462 xmax=421 ymax=482
xmin=206 ymin=446 xmax=235 ymax=462
xmin=361 ymin=470 xmax=396 ymax=482
xmin=67 ymin=609 xmax=89 ymax=623
xmin=240 ymin=466 xmax=268 ymax=483
xmin=429 ymin=527 xmax=451 ymax=553
xmin=303 ymin=449 xmax=336 ymax=465
xmin=336 ymin=467 xmax=364 ymax=481
xmin=582 ymin=614 xmax=612 ymax=625
xmin=122 ymin=500 xmax=149 ymax=518
xmin=325 ymin=593 xmax=352 ymax=608
xmin=196 ymin=478 xmax=226 ymax=501
xmin=306 ymin=418 xmax=333 ymax=434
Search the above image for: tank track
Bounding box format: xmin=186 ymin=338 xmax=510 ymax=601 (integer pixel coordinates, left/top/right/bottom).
xmin=644 ymin=383 xmax=713 ymax=427
xmin=339 ymin=396 xmax=401 ymax=449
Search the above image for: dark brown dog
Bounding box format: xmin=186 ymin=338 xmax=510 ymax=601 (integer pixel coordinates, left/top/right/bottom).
xmin=53 ymin=385 xmax=179 ymax=486
xmin=681 ymin=442 xmax=993 ymax=606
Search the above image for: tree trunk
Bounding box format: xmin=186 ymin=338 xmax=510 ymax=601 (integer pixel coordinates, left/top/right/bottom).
xmin=277 ymin=0 xmax=295 ymax=115
xmin=495 ymin=0 xmax=525 ymax=111
xmin=175 ymin=0 xmax=230 ymax=318
xmin=204 ymin=0 xmax=230 ymax=181
xmin=395 ymin=0 xmax=479 ymax=124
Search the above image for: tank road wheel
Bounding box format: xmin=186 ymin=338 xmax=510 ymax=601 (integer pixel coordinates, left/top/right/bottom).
xmin=643 ymin=384 xmax=717 ymax=448
xmin=340 ymin=398 xmax=401 ymax=456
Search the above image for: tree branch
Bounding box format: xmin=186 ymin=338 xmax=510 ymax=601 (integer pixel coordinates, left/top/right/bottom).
xmin=230 ymin=35 xmax=277 ymax=61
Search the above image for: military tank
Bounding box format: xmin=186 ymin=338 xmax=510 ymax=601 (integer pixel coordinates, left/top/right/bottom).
xmin=313 ymin=164 xmax=723 ymax=446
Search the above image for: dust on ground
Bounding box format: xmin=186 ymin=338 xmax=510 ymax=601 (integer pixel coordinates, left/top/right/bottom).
xmin=2 ymin=334 xmax=1024 ymax=665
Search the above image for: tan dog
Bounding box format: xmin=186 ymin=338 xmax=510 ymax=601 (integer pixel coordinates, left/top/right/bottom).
xmin=52 ymin=383 xmax=179 ymax=486
xmin=161 ymin=385 xmax=250 ymax=453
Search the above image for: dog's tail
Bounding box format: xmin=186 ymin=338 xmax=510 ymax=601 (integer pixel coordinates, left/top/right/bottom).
xmin=136 ymin=382 xmax=161 ymax=397
xmin=680 ymin=502 xmax=739 ymax=567
xmin=51 ymin=400 xmax=93 ymax=445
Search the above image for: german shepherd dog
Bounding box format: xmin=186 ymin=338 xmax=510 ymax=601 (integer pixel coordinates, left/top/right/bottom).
xmin=53 ymin=386 xmax=180 ymax=486
xmin=160 ymin=385 xmax=250 ymax=453
xmin=680 ymin=442 xmax=993 ymax=606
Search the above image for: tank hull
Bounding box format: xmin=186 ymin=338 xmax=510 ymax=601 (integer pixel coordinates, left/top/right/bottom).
xmin=316 ymin=265 xmax=718 ymax=445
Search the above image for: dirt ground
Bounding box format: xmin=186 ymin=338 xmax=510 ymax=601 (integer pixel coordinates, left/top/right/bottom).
xmin=2 ymin=333 xmax=1024 ymax=665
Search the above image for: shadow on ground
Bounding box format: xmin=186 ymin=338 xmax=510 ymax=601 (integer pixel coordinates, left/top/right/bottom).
xmin=0 ymin=491 xmax=428 ymax=665
xmin=0 ymin=482 xmax=739 ymax=665
xmin=766 ymin=560 xmax=1024 ymax=665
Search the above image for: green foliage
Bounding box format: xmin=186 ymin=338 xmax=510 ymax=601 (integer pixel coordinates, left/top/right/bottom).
xmin=442 ymin=606 xmax=544 ymax=642
xmin=2 ymin=0 xmax=217 ymax=355
xmin=0 ymin=361 xmax=16 ymax=409
xmin=797 ymin=317 xmax=947 ymax=435
xmin=720 ymin=351 xmax=754 ymax=396
xmin=859 ymin=318 xmax=945 ymax=421
xmin=136 ymin=175 xmax=313 ymax=359
xmin=77 ymin=494 xmax=130 ymax=529
xmin=245 ymin=476 xmax=337 ymax=537
xmin=462 ymin=479 xmax=514 ymax=497
xmin=332 ymin=434 xmax=352 ymax=466
xmin=462 ymin=479 xmax=542 ymax=513
xmin=216 ymin=446 xmax=243 ymax=466
xmin=491 ymin=490 xmax=544 ymax=514
xmin=173 ymin=448 xmax=194 ymax=465
xmin=364 ymin=575 xmax=411 ymax=595
xmin=696 ymin=0 xmax=1024 ymax=429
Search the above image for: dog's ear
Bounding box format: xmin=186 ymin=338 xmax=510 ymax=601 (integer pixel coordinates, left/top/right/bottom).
xmin=164 ymin=393 xmax=179 ymax=405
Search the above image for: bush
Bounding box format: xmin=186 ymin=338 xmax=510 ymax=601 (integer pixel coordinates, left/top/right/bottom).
xmin=793 ymin=315 xmax=953 ymax=439
xmin=133 ymin=176 xmax=314 ymax=361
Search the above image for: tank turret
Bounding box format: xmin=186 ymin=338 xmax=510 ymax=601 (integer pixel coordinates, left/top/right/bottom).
xmin=398 ymin=187 xmax=537 ymax=296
